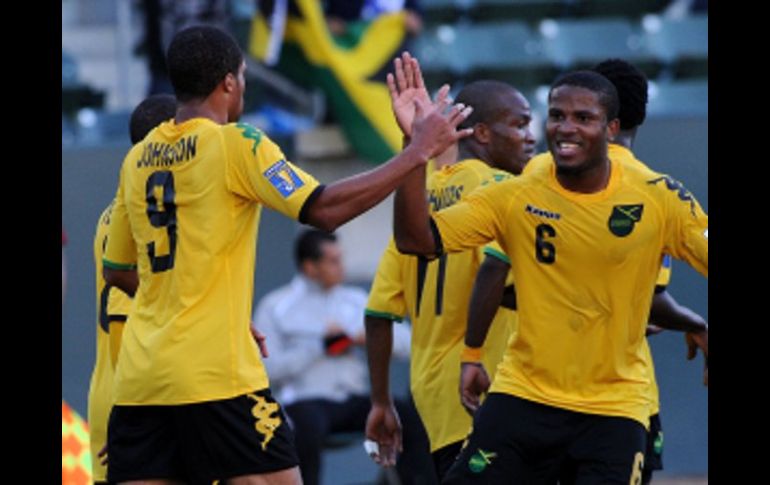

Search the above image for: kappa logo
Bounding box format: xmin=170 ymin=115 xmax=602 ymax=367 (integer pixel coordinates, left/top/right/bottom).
xmin=247 ymin=393 xmax=282 ymax=450
xmin=468 ymin=448 xmax=498 ymax=473
xmin=525 ymin=204 xmax=561 ymax=220
xmin=264 ymin=159 xmax=305 ymax=197
xmin=608 ymin=204 xmax=644 ymax=237
xmin=647 ymin=176 xmax=697 ymax=216
xmin=236 ymin=122 xmax=263 ymax=154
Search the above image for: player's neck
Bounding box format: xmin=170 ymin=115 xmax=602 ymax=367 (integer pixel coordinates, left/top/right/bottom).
xmin=555 ymin=157 xmax=612 ymax=194
xmin=176 ymin=100 xmax=228 ymax=125
xmin=612 ymin=130 xmax=636 ymax=150
xmin=457 ymin=144 xmax=484 ymax=165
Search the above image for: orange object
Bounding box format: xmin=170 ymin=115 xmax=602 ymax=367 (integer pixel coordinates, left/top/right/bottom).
xmin=62 ymin=400 xmax=92 ymax=485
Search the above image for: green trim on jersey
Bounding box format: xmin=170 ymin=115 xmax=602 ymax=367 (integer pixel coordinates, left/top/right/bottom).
xmin=364 ymin=308 xmax=404 ymax=322
xmin=483 ymin=246 xmax=511 ymax=264
xmin=102 ymin=259 xmax=137 ymax=270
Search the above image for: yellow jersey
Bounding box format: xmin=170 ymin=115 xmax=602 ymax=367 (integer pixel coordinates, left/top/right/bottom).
xmin=366 ymin=159 xmax=516 ymax=451
xmin=432 ymin=149 xmax=708 ymax=427
xmin=87 ymin=203 xmax=133 ymax=481
xmin=526 ymin=145 xmax=675 ymax=417
xmin=104 ymin=118 xmax=321 ymax=405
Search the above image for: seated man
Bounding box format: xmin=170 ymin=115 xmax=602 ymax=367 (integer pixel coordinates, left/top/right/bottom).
xmin=254 ymin=229 xmax=434 ymax=485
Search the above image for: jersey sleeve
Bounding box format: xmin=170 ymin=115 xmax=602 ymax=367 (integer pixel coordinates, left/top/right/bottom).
xmin=223 ymin=122 xmax=321 ymax=221
xmin=483 ymin=240 xmax=510 ymax=264
xmin=432 ymin=179 xmax=513 ymax=253
xmin=657 ymin=176 xmax=708 ymax=277
xmin=104 ymin=165 xmax=138 ymax=270
xmin=365 ymin=238 xmax=407 ymax=322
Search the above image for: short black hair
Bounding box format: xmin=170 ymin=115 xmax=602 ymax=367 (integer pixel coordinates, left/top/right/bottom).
xmin=129 ymin=94 xmax=177 ymax=144
xmin=549 ymin=70 xmax=619 ymax=122
xmin=166 ymin=25 xmax=243 ymax=102
xmin=593 ymin=58 xmax=648 ymax=130
xmin=294 ymin=229 xmax=337 ymax=267
xmin=456 ymin=80 xmax=520 ymax=131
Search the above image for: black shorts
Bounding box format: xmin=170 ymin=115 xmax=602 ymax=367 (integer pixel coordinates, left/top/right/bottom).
xmin=107 ymin=388 xmax=298 ymax=484
xmin=642 ymin=413 xmax=664 ymax=482
xmin=442 ymin=393 xmax=647 ymax=485
xmin=432 ymin=440 xmax=464 ymax=481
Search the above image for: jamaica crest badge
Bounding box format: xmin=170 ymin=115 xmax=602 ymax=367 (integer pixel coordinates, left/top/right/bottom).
xmin=608 ymin=204 xmax=644 ymax=237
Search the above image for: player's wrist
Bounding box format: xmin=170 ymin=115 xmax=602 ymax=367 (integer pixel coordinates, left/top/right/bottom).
xmin=460 ymin=345 xmax=483 ymax=363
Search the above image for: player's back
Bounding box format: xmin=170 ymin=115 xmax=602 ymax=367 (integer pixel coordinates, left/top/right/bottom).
xmin=108 ymin=118 xmax=319 ymax=405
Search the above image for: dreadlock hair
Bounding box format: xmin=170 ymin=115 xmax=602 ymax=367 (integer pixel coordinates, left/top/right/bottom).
xmin=593 ymin=59 xmax=647 ymax=130
xmin=166 ymin=26 xmax=243 ymax=102
xmin=549 ymin=70 xmax=620 ymax=122
xmin=129 ymin=94 xmax=177 ymax=144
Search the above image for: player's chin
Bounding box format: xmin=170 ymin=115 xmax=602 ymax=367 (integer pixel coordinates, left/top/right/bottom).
xmin=554 ymin=158 xmax=584 ymax=176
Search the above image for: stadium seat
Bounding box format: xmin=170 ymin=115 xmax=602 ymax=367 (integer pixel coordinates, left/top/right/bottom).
xmin=647 ymin=79 xmax=708 ymax=117
xmin=421 ymin=0 xmax=474 ymax=26
xmin=641 ymin=14 xmax=708 ymax=78
xmin=470 ymin=0 xmax=569 ymax=24
xmin=576 ymin=0 xmax=670 ymax=19
xmin=463 ymin=21 xmax=556 ymax=87
xmin=411 ymin=24 xmax=475 ymax=87
xmin=538 ymin=17 xmax=653 ymax=71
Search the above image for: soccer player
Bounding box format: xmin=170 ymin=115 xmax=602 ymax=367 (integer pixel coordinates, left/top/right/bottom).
xmin=461 ymin=59 xmax=709 ymax=484
xmin=86 ymin=94 xmax=177 ymax=484
xmin=365 ymin=53 xmax=535 ymax=479
xmin=101 ymin=26 xmax=471 ymax=484
xmin=393 ymin=69 xmax=708 ymax=484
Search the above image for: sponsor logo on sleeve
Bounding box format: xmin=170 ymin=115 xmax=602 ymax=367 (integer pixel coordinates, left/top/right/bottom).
xmin=264 ymin=159 xmax=305 ymax=197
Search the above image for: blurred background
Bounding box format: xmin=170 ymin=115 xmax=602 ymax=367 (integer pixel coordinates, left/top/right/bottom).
xmin=62 ymin=0 xmax=707 ymax=482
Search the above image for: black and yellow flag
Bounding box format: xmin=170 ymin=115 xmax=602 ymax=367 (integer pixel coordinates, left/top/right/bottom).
xmin=250 ymin=0 xmax=406 ymax=163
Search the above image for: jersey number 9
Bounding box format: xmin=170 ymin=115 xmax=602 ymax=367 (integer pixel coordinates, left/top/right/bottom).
xmin=145 ymin=171 xmax=177 ymax=272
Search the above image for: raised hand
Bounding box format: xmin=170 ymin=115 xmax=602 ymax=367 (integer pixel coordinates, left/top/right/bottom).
xmin=365 ymin=402 xmax=403 ymax=467
xmin=387 ymin=51 xmax=437 ymax=138
xmin=409 ymin=92 xmax=473 ymax=162
xmin=459 ymin=362 xmax=491 ymax=416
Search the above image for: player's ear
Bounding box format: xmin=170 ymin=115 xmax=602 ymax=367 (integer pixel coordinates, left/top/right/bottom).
xmin=606 ymin=118 xmax=620 ymax=140
xmin=222 ymin=72 xmax=236 ymax=93
xmin=473 ymin=123 xmax=490 ymax=144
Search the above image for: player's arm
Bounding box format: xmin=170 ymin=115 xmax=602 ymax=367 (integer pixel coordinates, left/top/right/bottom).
xmin=649 ymin=290 xmax=708 ymax=334
xmin=305 ymin=105 xmax=470 ymax=232
xmin=364 ymin=241 xmax=408 ymax=466
xmin=103 ymin=167 xmax=139 ymax=296
xmin=466 ymin=254 xmax=510 ymax=350
xmin=103 ymin=269 xmax=138 ymax=297
xmin=459 ymin=251 xmax=509 ymax=415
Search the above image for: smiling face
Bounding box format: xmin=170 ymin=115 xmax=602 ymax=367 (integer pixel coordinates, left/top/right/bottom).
xmin=546 ymin=85 xmax=618 ymax=176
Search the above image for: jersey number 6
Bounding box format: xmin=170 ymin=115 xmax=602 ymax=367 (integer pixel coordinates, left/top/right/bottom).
xmin=535 ymin=223 xmax=556 ymax=264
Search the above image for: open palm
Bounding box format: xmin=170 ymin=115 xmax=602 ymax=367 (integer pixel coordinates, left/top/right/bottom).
xmin=387 ymin=52 xmax=435 ymax=137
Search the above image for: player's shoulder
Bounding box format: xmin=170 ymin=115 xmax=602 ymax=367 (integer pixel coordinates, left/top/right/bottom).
xmin=221 ymin=121 xmax=270 ymax=147
xmin=522 ymin=151 xmax=553 ymax=176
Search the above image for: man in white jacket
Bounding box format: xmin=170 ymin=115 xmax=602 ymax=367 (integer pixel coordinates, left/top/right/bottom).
xmin=254 ymin=229 xmax=433 ymax=485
